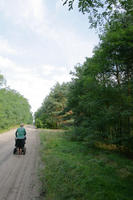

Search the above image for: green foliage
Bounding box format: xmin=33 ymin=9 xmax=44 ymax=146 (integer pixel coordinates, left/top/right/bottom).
xmin=0 ymin=74 xmax=6 ymax=88
xmin=35 ymin=82 xmax=72 ymax=129
xmin=62 ymin=0 xmax=133 ymax=28
xmin=0 ymin=75 xmax=33 ymax=130
xmin=36 ymin=1 xmax=133 ymax=151
xmin=40 ymin=130 xmax=133 ymax=200
xmin=67 ymin=13 xmax=133 ymax=151
xmin=35 ymin=118 xmax=43 ymax=128
xmin=36 ymin=9 xmax=133 ymax=151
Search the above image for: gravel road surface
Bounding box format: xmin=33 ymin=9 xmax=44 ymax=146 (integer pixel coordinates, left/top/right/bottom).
xmin=0 ymin=125 xmax=41 ymax=200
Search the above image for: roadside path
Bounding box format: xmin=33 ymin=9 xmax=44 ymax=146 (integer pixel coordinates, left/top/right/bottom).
xmin=0 ymin=125 xmax=41 ymax=200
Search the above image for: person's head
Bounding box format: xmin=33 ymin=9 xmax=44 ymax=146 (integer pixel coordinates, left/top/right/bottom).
xmin=20 ymin=123 xmax=24 ymax=127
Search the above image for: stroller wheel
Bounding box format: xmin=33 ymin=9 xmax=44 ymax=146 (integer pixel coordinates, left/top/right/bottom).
xmin=13 ymin=147 xmax=17 ymax=154
xmin=23 ymin=147 xmax=26 ymax=155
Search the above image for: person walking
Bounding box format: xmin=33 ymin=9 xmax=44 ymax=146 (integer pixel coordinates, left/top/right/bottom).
xmin=15 ymin=123 xmax=26 ymax=154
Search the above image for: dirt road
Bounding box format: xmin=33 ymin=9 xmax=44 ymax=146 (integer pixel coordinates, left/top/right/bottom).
xmin=0 ymin=125 xmax=41 ymax=200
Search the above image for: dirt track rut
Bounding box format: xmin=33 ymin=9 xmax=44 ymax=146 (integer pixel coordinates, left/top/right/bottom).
xmin=0 ymin=125 xmax=41 ymax=200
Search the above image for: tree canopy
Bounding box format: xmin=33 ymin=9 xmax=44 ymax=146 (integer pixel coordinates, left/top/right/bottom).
xmin=0 ymin=74 xmax=6 ymax=88
xmin=62 ymin=0 xmax=133 ymax=28
xmin=0 ymin=74 xmax=33 ymax=130
xmin=35 ymin=1 xmax=133 ymax=152
xmin=66 ymin=12 xmax=133 ymax=150
xmin=35 ymin=82 xmax=72 ymax=129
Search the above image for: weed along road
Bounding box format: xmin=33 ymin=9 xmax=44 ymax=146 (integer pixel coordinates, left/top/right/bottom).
xmin=0 ymin=125 xmax=40 ymax=200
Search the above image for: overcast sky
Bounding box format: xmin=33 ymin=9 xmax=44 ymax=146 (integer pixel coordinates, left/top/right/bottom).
xmin=0 ymin=0 xmax=99 ymax=113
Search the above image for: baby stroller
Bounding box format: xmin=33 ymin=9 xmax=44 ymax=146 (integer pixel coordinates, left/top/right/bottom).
xmin=13 ymin=137 xmax=26 ymax=155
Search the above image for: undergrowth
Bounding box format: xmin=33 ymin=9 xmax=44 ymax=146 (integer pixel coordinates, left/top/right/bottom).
xmin=40 ymin=129 xmax=133 ymax=200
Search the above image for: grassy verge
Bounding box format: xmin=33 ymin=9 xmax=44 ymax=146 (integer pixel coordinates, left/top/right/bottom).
xmin=40 ymin=130 xmax=133 ymax=200
xmin=0 ymin=125 xmax=18 ymax=134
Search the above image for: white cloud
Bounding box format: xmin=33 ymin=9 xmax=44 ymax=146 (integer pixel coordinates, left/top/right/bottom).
xmin=47 ymin=27 xmax=97 ymax=67
xmin=0 ymin=0 xmax=47 ymax=29
xmin=0 ymin=0 xmax=98 ymax=66
xmin=41 ymin=65 xmax=56 ymax=76
xmin=0 ymin=0 xmax=99 ymax=113
xmin=0 ymin=56 xmax=16 ymax=70
xmin=0 ymin=38 xmax=17 ymax=55
xmin=0 ymin=56 xmax=30 ymax=75
xmin=0 ymin=56 xmax=71 ymax=112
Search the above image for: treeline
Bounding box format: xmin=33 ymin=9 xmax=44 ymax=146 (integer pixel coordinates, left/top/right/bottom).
xmin=35 ymin=82 xmax=72 ymax=129
xmin=35 ymin=3 xmax=133 ymax=151
xmin=0 ymin=74 xmax=32 ymax=130
xmin=68 ymin=14 xmax=133 ymax=150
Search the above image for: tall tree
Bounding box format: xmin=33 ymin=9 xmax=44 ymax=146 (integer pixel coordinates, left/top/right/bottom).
xmin=0 ymin=74 xmax=6 ymax=88
xmin=67 ymin=13 xmax=133 ymax=150
xmin=35 ymin=82 xmax=71 ymax=128
xmin=62 ymin=0 xmax=133 ymax=28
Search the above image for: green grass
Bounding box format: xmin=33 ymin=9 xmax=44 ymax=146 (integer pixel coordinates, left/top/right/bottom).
xmin=40 ymin=129 xmax=133 ymax=200
xmin=0 ymin=125 xmax=18 ymax=134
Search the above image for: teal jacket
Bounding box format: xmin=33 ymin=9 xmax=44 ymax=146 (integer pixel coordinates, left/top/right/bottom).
xmin=15 ymin=127 xmax=26 ymax=139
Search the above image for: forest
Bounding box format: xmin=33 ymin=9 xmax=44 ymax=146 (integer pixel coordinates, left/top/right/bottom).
xmin=0 ymin=74 xmax=32 ymax=130
xmin=35 ymin=0 xmax=133 ymax=153
xmin=0 ymin=1 xmax=132 ymax=199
